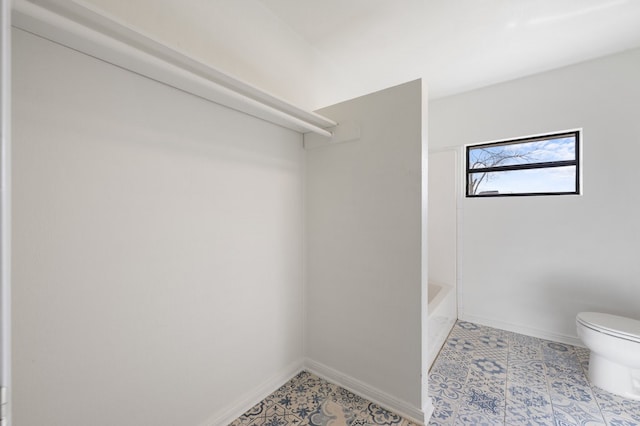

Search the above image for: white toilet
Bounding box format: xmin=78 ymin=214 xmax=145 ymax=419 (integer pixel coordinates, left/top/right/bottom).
xmin=576 ymin=312 xmax=640 ymax=400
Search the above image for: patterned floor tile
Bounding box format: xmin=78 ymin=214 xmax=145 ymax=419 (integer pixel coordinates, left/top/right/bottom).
xmin=461 ymin=385 xmax=506 ymax=418
xmin=469 ymin=356 xmax=508 ymax=379
xmin=509 ymin=342 xmax=543 ymax=362
xmin=575 ymin=346 xmax=591 ymax=364
xmin=232 ymin=320 xmax=640 ymax=426
xmin=352 ymin=403 xmax=415 ymax=426
xmin=604 ymin=416 xmax=640 ymax=426
xmin=466 ymin=368 xmax=507 ymax=398
xmin=435 ymin=345 xmax=473 ymax=367
xmin=506 ymin=402 xmax=554 ymax=426
xmin=429 ymin=359 xmax=469 ymax=383
xmin=510 ymin=332 xmax=542 ymax=346
xmin=550 ymin=379 xmax=597 ymax=405
xmin=230 ymin=371 xmax=416 ymax=426
xmin=475 ymin=334 xmax=509 ymax=357
xmin=428 ymin=395 xmax=457 ymax=425
xmin=307 ymin=399 xmax=355 ymax=425
xmin=331 ymin=387 xmax=369 ymax=413
xmin=231 ymin=402 xmax=305 ymax=426
xmin=473 ymin=346 xmax=509 ymax=363
xmin=507 ymin=384 xmax=553 ymax=410
xmin=592 ymin=386 xmax=640 ymax=423
xmin=455 ymin=404 xmax=505 ymax=425
xmin=453 ymin=321 xmax=483 ymax=334
xmin=507 ymin=359 xmax=548 ymax=392
xmin=446 ymin=336 xmax=477 ymax=353
xmin=426 ymin=417 xmax=452 ymax=426
xmin=426 ymin=320 xmax=640 ymax=426
xmin=229 ymin=401 xmax=274 ymax=426
xmin=552 ymin=393 xmax=606 ymax=425
xmin=545 ymin=361 xmax=587 ymax=387
xmin=429 ymin=371 xmax=465 ymax=400
xmin=543 ymin=341 xmax=583 ymax=373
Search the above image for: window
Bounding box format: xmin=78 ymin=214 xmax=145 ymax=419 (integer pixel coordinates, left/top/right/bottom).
xmin=466 ymin=130 xmax=580 ymax=197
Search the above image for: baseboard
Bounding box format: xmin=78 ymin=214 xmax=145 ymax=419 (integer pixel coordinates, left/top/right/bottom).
xmin=304 ymin=358 xmax=427 ymax=425
xmin=199 ymin=360 xmax=304 ymax=426
xmin=460 ymin=313 xmax=584 ymax=347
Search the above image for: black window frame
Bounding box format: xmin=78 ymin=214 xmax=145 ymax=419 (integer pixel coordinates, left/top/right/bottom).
xmin=465 ymin=130 xmax=581 ymax=198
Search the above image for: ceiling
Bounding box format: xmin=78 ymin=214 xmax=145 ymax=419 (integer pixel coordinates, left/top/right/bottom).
xmin=65 ymin=0 xmax=640 ymax=108
xmin=258 ymin=0 xmax=640 ymax=100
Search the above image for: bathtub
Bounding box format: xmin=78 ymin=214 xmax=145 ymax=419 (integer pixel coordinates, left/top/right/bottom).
xmin=427 ymin=282 xmax=457 ymax=369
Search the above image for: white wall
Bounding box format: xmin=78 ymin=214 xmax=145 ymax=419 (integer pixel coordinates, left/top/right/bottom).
xmin=429 ymin=48 xmax=640 ymax=343
xmin=305 ymin=80 xmax=426 ymax=418
xmin=428 ymin=150 xmax=457 ymax=289
xmin=427 ymin=150 xmax=458 ymax=367
xmin=12 ymin=29 xmax=304 ymax=426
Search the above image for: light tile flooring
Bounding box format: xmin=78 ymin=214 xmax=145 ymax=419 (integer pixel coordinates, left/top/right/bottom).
xmin=429 ymin=320 xmax=640 ymax=425
xmin=229 ymin=370 xmax=418 ymax=425
xmin=230 ymin=320 xmax=640 ymax=425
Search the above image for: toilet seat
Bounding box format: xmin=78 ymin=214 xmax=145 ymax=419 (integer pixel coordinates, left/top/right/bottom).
xmin=577 ymin=312 xmax=640 ymax=343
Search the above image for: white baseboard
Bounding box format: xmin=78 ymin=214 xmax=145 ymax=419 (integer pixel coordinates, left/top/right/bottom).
xmin=460 ymin=313 xmax=584 ymax=347
xmin=200 ymin=360 xmax=304 ymax=426
xmin=304 ymin=358 xmax=427 ymax=425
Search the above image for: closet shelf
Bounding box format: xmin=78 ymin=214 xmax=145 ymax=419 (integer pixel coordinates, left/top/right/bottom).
xmin=12 ymin=0 xmax=337 ymax=137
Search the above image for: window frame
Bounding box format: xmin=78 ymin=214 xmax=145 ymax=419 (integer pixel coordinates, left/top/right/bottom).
xmin=465 ymin=130 xmax=581 ymax=198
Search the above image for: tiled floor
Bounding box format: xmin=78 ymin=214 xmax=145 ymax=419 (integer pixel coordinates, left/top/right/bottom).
xmin=229 ymin=370 xmax=418 ymax=426
xmin=230 ymin=320 xmax=640 ymax=425
xmin=429 ymin=320 xmax=640 ymax=425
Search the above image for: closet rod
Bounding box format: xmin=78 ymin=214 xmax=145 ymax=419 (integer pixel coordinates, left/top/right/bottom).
xmin=12 ymin=0 xmax=337 ymax=137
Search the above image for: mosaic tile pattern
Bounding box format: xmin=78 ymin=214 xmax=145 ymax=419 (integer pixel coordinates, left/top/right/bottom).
xmin=229 ymin=371 xmax=419 ymax=426
xmin=230 ymin=321 xmax=640 ymax=425
xmin=428 ymin=321 xmax=640 ymax=426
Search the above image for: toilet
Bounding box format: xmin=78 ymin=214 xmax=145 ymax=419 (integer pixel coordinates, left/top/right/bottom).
xmin=576 ymin=312 xmax=640 ymax=400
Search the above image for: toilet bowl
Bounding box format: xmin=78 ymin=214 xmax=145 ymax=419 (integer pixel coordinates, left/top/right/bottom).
xmin=576 ymin=312 xmax=640 ymax=401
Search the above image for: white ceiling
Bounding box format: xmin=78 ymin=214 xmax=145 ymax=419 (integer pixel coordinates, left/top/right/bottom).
xmin=258 ymin=0 xmax=640 ymax=100
xmin=70 ymin=0 xmax=640 ymax=108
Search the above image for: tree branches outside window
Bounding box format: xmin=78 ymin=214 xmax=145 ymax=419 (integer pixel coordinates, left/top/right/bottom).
xmin=467 ymin=147 xmax=532 ymax=195
xmin=465 ymin=131 xmax=580 ymax=197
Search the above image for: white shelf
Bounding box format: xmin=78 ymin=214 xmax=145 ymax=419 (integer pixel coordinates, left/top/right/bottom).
xmin=12 ymin=0 xmax=337 ymax=136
